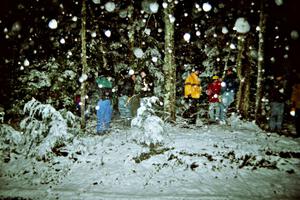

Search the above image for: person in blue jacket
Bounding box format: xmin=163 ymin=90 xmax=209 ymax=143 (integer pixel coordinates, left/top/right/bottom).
xmin=96 ymin=88 xmax=113 ymax=134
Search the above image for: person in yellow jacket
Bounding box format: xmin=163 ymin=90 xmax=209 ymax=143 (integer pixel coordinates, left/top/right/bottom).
xmin=291 ymin=81 xmax=300 ymax=137
xmin=183 ymin=67 xmax=202 ymax=124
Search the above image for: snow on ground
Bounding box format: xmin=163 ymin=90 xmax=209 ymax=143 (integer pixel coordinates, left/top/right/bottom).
xmin=0 ymin=119 xmax=300 ymax=200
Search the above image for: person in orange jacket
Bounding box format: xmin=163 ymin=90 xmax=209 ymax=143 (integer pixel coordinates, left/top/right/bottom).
xmin=183 ymin=67 xmax=202 ymax=124
xmin=290 ymin=80 xmax=300 ymax=137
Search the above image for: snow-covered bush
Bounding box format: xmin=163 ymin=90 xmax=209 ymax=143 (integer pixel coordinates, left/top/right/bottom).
xmin=131 ymin=96 xmax=164 ymax=145
xmin=0 ymin=124 xmax=24 ymax=162
xmin=20 ymin=98 xmax=77 ymax=160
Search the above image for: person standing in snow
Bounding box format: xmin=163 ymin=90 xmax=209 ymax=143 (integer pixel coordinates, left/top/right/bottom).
xmin=290 ymin=79 xmax=300 ymax=137
xmin=96 ymin=85 xmax=113 ymax=135
xmin=268 ymin=75 xmax=287 ymax=133
xmin=117 ymin=69 xmax=135 ymax=125
xmin=131 ymin=69 xmax=154 ymax=115
xmin=183 ymin=67 xmax=202 ymax=124
xmin=206 ymin=75 xmax=222 ymax=123
xmin=220 ymin=67 xmax=239 ymax=123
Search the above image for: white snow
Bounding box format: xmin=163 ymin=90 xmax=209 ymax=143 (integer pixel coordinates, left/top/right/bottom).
xmin=202 ymin=2 xmax=212 ymax=12
xmin=149 ymin=2 xmax=159 ymax=13
xmin=222 ymin=26 xmax=229 ymax=34
xmin=234 ymin=17 xmax=250 ymax=34
xmin=92 ymin=0 xmax=101 ymax=4
xmin=105 ymin=2 xmax=116 ymax=12
xmin=23 ymin=59 xmax=30 ymax=66
xmin=48 ymin=19 xmax=58 ymax=29
xmin=290 ymin=30 xmax=299 ymax=40
xmin=0 ymin=114 xmax=299 ymax=199
xmin=104 ymin=30 xmax=111 ymax=37
xmin=133 ymin=48 xmax=144 ymax=58
xmin=275 ymin=0 xmax=284 ymax=6
xmin=183 ymin=33 xmax=191 ymax=42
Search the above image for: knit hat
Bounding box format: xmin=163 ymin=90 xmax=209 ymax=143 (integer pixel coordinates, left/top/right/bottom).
xmin=212 ymin=75 xmax=219 ymax=80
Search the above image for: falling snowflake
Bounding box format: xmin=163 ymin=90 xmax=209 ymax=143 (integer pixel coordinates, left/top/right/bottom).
xmin=60 ymin=38 xmax=65 ymax=44
xmin=105 ymin=2 xmax=116 ymax=12
xmin=48 ymin=19 xmax=58 ymax=29
xmin=133 ymin=48 xmax=144 ymax=58
xmin=290 ymin=30 xmax=299 ymax=40
xmin=222 ymin=27 xmax=228 ymax=34
xmin=92 ymin=0 xmax=101 ymax=4
xmin=23 ymin=59 xmax=30 ymax=66
xmin=91 ymin=31 xmax=97 ymax=38
xmin=104 ymin=30 xmax=111 ymax=37
xmin=202 ymin=3 xmax=212 ymax=12
xmin=234 ymin=17 xmax=250 ymax=33
xmin=149 ymin=2 xmax=159 ymax=13
xmin=275 ymin=0 xmax=284 ymax=6
xmin=183 ymin=33 xmax=191 ymax=42
xmin=152 ymin=56 xmax=158 ymax=63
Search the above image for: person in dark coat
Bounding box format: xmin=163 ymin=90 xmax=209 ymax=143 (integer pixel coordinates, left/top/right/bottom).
xmin=117 ymin=69 xmax=135 ymax=125
xmin=268 ymin=75 xmax=287 ymax=132
xmin=220 ymin=67 xmax=239 ymax=122
xmin=290 ymin=79 xmax=300 ymax=137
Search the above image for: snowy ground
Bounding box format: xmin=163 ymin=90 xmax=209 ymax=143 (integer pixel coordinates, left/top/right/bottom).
xmin=0 ymin=118 xmax=300 ymax=200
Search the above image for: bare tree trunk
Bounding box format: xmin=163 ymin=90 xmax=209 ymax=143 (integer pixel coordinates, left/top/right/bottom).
xmin=163 ymin=1 xmax=176 ymax=122
xmin=255 ymin=0 xmax=266 ymax=121
xmin=80 ymin=0 xmax=88 ymax=129
xmin=236 ymin=35 xmax=245 ymax=113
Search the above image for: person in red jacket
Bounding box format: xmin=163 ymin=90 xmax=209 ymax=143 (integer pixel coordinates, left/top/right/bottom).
xmin=206 ymin=75 xmax=222 ymax=122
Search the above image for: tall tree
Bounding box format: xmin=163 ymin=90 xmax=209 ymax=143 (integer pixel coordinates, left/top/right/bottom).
xmin=255 ymin=0 xmax=267 ymax=122
xmin=80 ymin=0 xmax=88 ymax=128
xmin=163 ymin=1 xmax=176 ymax=122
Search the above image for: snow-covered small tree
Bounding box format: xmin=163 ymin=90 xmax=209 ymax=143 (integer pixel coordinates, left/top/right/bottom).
xmin=131 ymin=96 xmax=164 ymax=146
xmin=20 ymin=98 xmax=77 ymax=160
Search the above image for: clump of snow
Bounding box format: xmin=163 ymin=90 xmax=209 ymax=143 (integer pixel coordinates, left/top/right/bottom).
xmin=149 ymin=2 xmax=159 ymax=13
xmin=11 ymin=21 xmax=22 ymax=32
xmin=92 ymin=0 xmax=101 ymax=4
xmin=48 ymin=19 xmax=58 ymax=29
xmin=234 ymin=17 xmax=250 ymax=33
xmin=104 ymin=2 xmax=116 ymax=12
xmin=275 ymin=0 xmax=284 ymax=6
xmin=222 ymin=26 xmax=228 ymax=34
xmin=131 ymin=96 xmax=164 ymax=146
xmin=202 ymin=2 xmax=212 ymax=12
xmin=104 ymin=30 xmax=111 ymax=37
xmin=183 ymin=33 xmax=191 ymax=42
xmin=290 ymin=30 xmax=299 ymax=40
xmin=23 ymin=59 xmax=30 ymax=66
xmin=79 ymin=74 xmax=88 ymax=83
xmin=133 ymin=47 xmax=144 ymax=58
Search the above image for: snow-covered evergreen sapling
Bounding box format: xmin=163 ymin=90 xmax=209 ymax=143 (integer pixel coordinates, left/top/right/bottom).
xmin=131 ymin=96 xmax=164 ymax=146
xmin=20 ymin=98 xmax=77 ymax=160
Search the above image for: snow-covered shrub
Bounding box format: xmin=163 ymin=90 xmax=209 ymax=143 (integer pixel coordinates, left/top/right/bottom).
xmin=20 ymin=98 xmax=77 ymax=160
xmin=0 ymin=124 xmax=24 ymax=162
xmin=131 ymin=96 xmax=164 ymax=145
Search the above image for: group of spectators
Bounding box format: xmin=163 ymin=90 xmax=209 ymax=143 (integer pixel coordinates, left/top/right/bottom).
xmin=82 ymin=65 xmax=300 ymax=137
xmin=183 ymin=66 xmax=300 ymax=137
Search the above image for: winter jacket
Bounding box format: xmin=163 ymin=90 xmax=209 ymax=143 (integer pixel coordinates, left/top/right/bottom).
xmin=206 ymin=80 xmax=221 ymax=103
xmin=291 ymin=83 xmax=300 ymax=109
xmin=184 ymin=72 xmax=202 ymax=99
xmin=269 ymin=79 xmax=287 ymax=103
xmin=135 ymin=75 xmax=154 ymax=98
xmin=222 ymin=73 xmax=238 ymax=93
xmin=118 ymin=77 xmax=134 ymax=97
